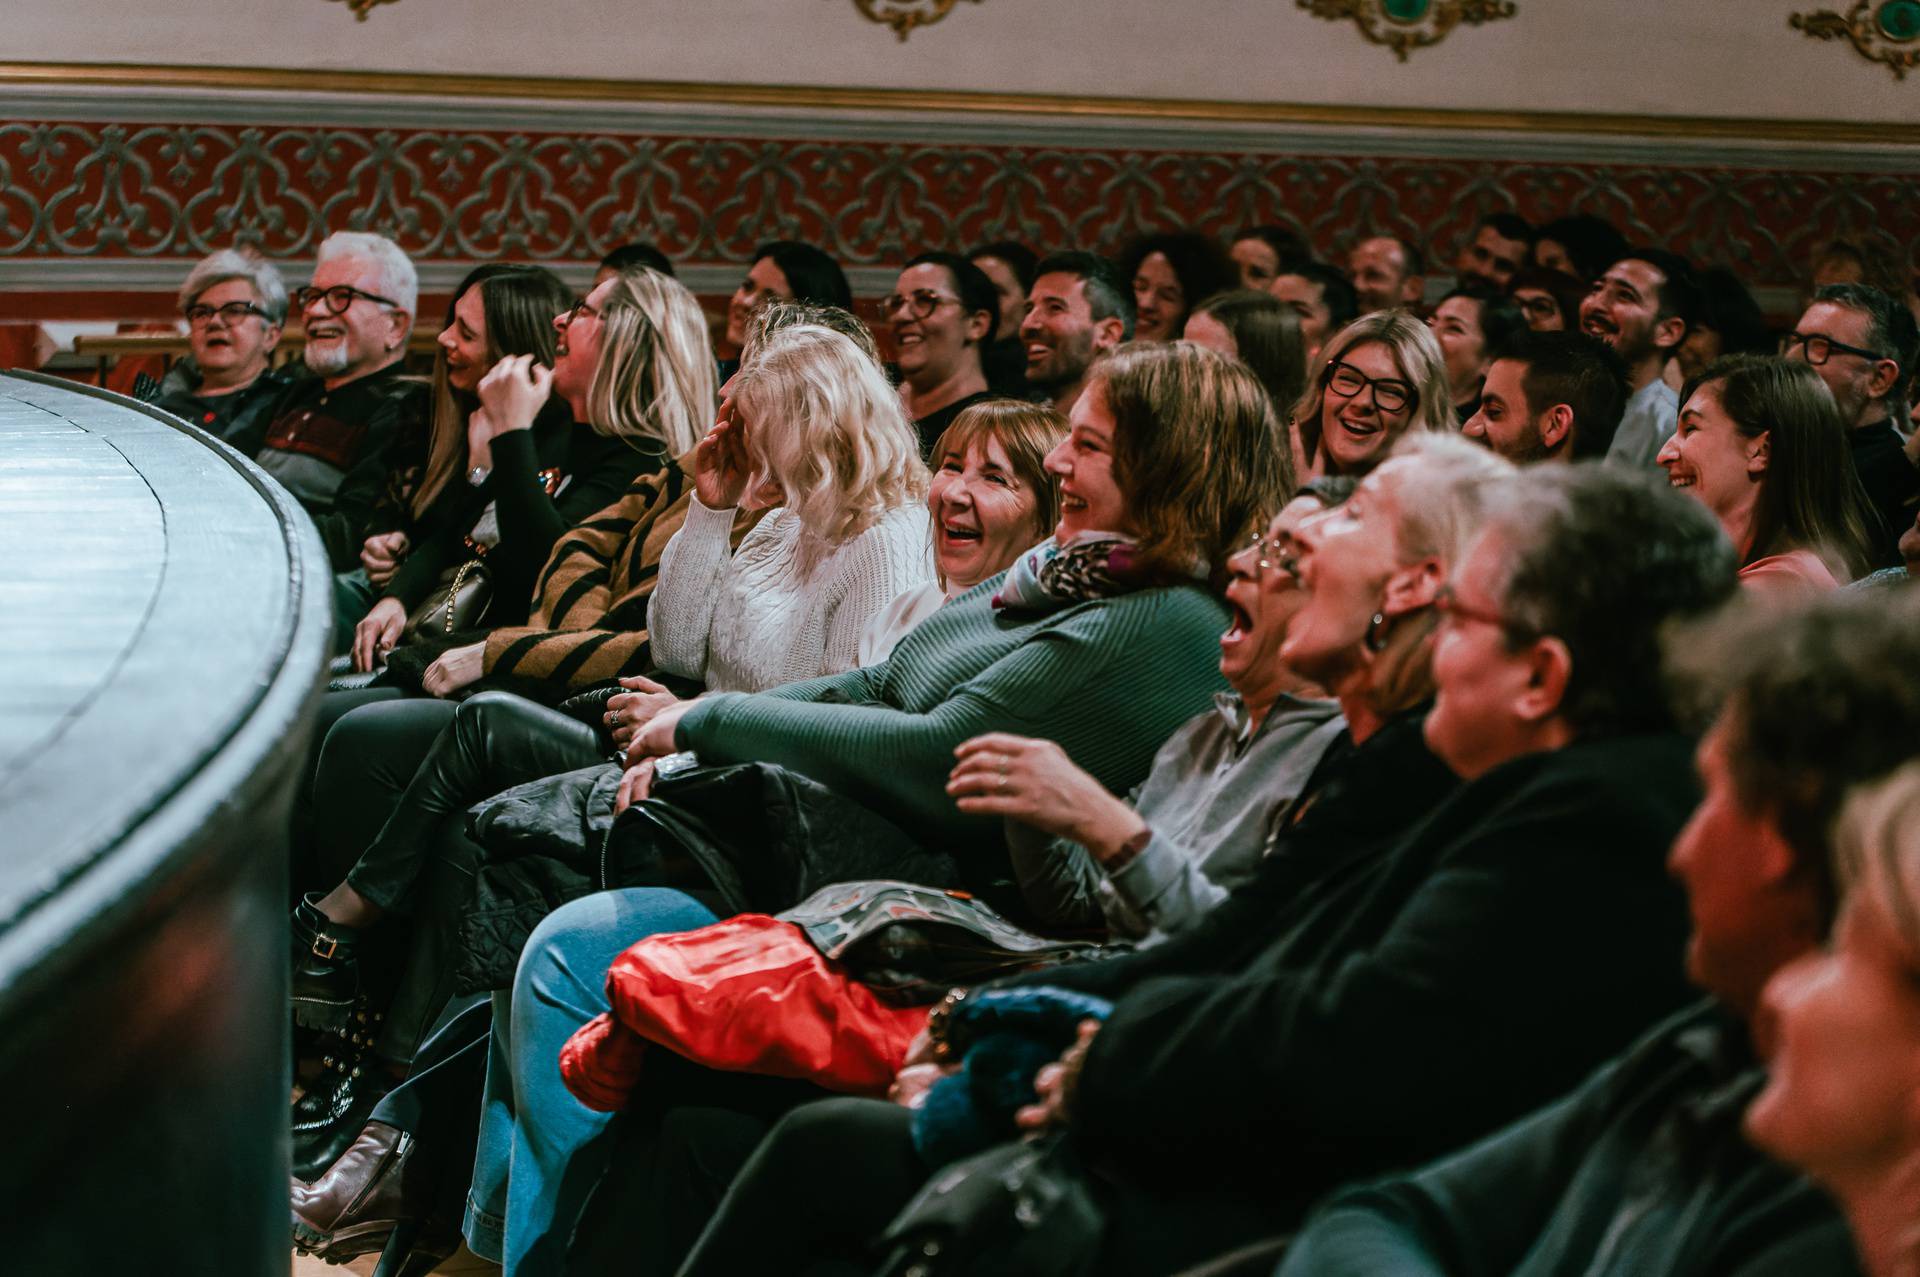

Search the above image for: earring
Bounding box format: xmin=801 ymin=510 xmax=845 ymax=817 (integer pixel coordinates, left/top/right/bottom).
xmin=1364 ymin=610 xmax=1390 ymax=654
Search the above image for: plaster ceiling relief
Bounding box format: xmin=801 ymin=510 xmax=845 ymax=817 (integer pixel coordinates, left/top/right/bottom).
xmin=853 ymin=0 xmax=983 ymax=39
xmin=1792 ymin=0 xmax=1920 ymax=78
xmin=330 ymin=0 xmax=397 ymax=18
xmin=1296 ymin=0 xmax=1517 ymax=61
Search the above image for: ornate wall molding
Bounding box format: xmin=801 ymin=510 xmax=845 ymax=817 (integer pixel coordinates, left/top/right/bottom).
xmin=1298 ymin=0 xmax=1517 ymax=62
xmin=1792 ymin=2 xmax=1920 ymax=79
xmin=853 ymin=0 xmax=981 ymax=39
xmin=0 ymin=108 xmax=1912 ymax=299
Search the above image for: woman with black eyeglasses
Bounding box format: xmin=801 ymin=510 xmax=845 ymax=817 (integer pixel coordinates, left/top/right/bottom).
xmin=145 ymin=248 xmax=299 ymax=451
xmin=887 ymin=251 xmax=1000 ymax=455
xmin=1290 ymin=311 xmax=1457 ymax=480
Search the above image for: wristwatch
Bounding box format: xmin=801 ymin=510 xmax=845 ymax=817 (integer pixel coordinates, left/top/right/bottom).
xmin=467 ymin=465 xmax=491 ymax=487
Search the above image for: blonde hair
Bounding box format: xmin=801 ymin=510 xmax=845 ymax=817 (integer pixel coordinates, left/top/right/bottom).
xmin=1291 ymin=311 xmax=1456 ymax=477
xmin=730 ymin=324 xmax=929 ymax=557
xmin=1832 ymin=760 xmax=1920 ymax=962
xmin=587 ymin=267 xmax=715 ymax=455
xmin=1366 ymin=432 xmax=1516 ymax=714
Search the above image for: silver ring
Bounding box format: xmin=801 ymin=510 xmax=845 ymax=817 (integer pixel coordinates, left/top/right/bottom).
xmin=998 ymin=773 xmax=1009 ymax=793
xmin=609 ymin=710 xmax=622 ymax=728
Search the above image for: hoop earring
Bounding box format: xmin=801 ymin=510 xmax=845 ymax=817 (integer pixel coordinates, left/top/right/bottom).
xmin=1364 ymin=610 xmax=1390 ymax=654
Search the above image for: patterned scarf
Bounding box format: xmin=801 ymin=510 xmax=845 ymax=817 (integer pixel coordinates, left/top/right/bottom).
xmin=991 ymin=532 xmax=1145 ymax=613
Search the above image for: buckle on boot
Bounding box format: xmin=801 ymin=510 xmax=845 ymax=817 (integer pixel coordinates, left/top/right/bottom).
xmin=310 ymin=934 xmax=339 ymax=961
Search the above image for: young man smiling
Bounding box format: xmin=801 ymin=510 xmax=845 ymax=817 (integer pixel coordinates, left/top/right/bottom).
xmin=1464 ymin=330 xmax=1628 ymax=465
xmin=1579 ymin=248 xmax=1703 ymax=469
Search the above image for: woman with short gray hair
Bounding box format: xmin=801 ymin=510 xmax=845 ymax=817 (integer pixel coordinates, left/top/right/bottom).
xmin=144 ymin=247 xmax=295 ymax=450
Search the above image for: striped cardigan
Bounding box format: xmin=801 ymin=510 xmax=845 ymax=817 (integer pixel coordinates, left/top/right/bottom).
xmin=480 ymin=454 xmax=761 ymax=695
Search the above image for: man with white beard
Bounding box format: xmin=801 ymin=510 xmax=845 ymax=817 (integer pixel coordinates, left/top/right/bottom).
xmin=256 ymin=231 xmax=427 ymax=568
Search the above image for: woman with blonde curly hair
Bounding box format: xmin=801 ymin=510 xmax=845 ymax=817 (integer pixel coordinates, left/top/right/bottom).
xmin=1291 ymin=310 xmax=1456 ymax=479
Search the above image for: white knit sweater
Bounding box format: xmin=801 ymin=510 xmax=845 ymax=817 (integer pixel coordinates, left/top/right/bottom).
xmin=651 ymin=495 xmax=934 ymax=693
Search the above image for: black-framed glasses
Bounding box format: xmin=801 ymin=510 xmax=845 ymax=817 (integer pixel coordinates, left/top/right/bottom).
xmin=881 ymin=289 xmax=961 ymax=321
xmin=184 ymin=301 xmax=267 ymax=326
xmin=295 ymin=284 xmax=401 ymax=316
xmin=1781 ymin=330 xmax=1890 ymax=367
xmin=1514 ymin=294 xmax=1561 ymax=323
xmin=1325 ymin=361 xmax=1417 ymax=414
xmin=560 ymin=296 xmax=599 ymax=329
xmin=1434 ymin=582 xmax=1533 ymax=640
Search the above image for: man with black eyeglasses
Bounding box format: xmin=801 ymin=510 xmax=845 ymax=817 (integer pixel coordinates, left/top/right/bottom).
xmin=144 ymin=248 xmax=298 ymax=453
xmin=256 ymin=231 xmax=429 ymax=568
xmin=1784 ymin=283 xmax=1920 ymax=566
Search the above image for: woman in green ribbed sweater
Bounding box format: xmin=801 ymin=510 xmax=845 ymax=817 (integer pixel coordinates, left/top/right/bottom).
xmin=462 ymin=342 xmax=1291 ymax=1272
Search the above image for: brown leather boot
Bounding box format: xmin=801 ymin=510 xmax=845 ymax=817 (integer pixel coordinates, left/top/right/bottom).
xmin=291 ymin=1120 xmax=437 ymax=1263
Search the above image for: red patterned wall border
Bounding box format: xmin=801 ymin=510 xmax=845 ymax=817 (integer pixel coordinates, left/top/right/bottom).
xmin=1 ymin=116 xmax=1915 ymax=292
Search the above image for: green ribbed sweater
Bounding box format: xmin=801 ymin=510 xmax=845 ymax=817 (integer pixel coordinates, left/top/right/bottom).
xmin=674 ymin=573 xmax=1231 ymax=853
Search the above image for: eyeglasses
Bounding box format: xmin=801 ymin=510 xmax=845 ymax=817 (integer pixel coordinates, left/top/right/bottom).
xmin=1781 ymin=330 xmax=1890 ymax=367
xmin=1434 ymin=582 xmax=1532 ymax=639
xmin=295 ymin=284 xmax=401 ymax=316
xmin=1325 ymin=361 xmax=1417 ymax=414
xmin=1240 ymin=526 xmax=1300 ymax=578
xmin=185 ymin=301 xmax=266 ymax=326
xmin=1515 ymin=294 xmax=1561 ymax=322
xmin=881 ymin=289 xmax=961 ymax=322
xmin=560 ymin=296 xmax=599 ymax=329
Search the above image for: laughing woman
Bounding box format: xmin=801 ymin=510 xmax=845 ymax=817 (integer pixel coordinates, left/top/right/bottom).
xmin=1292 ymin=311 xmax=1456 ymax=480
xmin=1657 ymin=354 xmax=1872 ymax=595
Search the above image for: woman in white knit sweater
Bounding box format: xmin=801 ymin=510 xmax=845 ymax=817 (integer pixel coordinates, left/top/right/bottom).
xmin=647 ymin=323 xmax=933 ymax=693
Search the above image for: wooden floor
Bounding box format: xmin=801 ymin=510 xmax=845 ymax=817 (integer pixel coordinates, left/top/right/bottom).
xmin=292 ymin=1244 xmax=499 ymax=1275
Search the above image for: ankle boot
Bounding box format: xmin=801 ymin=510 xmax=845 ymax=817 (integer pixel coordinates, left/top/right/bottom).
xmin=293 ymin=1016 xmax=396 ymax=1181
xmin=292 ymin=892 xmax=362 ymax=1033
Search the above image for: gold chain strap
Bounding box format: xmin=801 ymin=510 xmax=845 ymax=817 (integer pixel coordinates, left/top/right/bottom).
xmin=445 ymin=559 xmax=479 ymax=635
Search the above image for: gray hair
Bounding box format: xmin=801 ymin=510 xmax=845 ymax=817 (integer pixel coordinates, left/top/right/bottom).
xmin=178 ymin=249 xmax=289 ymax=324
xmin=1383 ymin=431 xmax=1516 ymax=567
xmin=316 ymin=231 xmax=418 ymax=317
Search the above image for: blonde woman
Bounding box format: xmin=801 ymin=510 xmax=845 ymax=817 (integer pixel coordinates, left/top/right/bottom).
xmin=1290 ymin=311 xmax=1456 ymax=479
xmin=647 ymin=324 xmax=934 ymax=692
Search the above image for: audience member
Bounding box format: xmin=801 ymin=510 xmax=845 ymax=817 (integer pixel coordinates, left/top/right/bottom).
xmin=1182 ymin=289 xmax=1309 ymax=421
xmin=147 ymin=248 xmax=295 ymax=452
xmin=1506 ymin=265 xmax=1588 ymax=333
xmin=1659 ymin=354 xmax=1871 ymax=594
xmin=1455 ymin=212 xmax=1535 ymax=289
xmin=1750 ymin=757 xmax=1920 ymax=1277
xmin=1672 ymin=265 xmax=1773 ymax=386
xmin=1533 ymin=213 xmax=1629 ymax=284
xmin=678 ymin=455 xmax=1736 ymax=1277
xmin=1809 ymin=236 xmax=1920 ymax=317
xmin=717 ymin=240 xmax=852 ymax=379
xmin=1427 ymin=283 xmax=1528 ymax=421
xmin=1280 ymin=586 xmax=1920 ymax=1277
xmin=969 ymin=240 xmax=1039 ymax=395
xmin=886 ymin=251 xmax=998 ymax=453
xmin=1347 ymin=234 xmax=1427 ymax=313
xmin=594 ymin=243 xmax=673 ymax=285
xmin=1120 ymin=230 xmax=1237 ymax=343
xmin=1581 ymin=248 xmax=1702 ymax=467
xmin=468 ymin=342 xmax=1287 ymax=1272
xmin=260 ymin=231 xmax=429 ymax=566
xmin=336 ymin=264 xmax=575 ymax=658
xmin=1785 ymin=284 xmax=1920 ymax=566
xmin=1230 ymin=225 xmax=1309 ymax=292
xmin=1019 ymin=251 xmax=1132 ymax=415
xmin=1464 ymin=329 xmax=1628 ymax=463
xmin=977 ymin=480 xmax=1349 ymax=940
xmin=1292 ymin=311 xmax=1453 ymax=478
xmin=1271 ymin=260 xmax=1359 ymax=363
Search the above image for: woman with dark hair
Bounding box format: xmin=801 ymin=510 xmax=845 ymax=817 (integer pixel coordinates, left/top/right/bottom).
xmin=1506 ymin=265 xmax=1588 ymax=333
xmin=886 ymin=251 xmax=1000 ymax=453
xmin=1658 ymin=353 xmax=1874 ymax=593
xmin=969 ymin=240 xmax=1039 ymax=395
xmin=1428 ymin=283 xmax=1529 ymax=422
xmin=1120 ymin=230 xmax=1238 ymax=343
xmin=1230 ymin=224 xmax=1309 ymax=292
xmin=1673 ymin=266 xmax=1774 ymax=385
xmin=1183 ymin=288 xmax=1309 ymax=423
xmin=718 ymin=240 xmax=852 ymax=380
xmin=1533 ymin=214 xmax=1629 ymax=284
xmin=339 ymin=264 xmax=574 ymax=652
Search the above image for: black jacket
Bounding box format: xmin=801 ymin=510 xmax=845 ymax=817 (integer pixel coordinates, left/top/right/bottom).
xmin=1065 ymin=732 xmax=1699 ymax=1224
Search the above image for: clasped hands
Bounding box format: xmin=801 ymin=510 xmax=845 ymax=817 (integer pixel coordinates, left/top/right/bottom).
xmin=608 ymin=676 xmax=698 ymax=815
xmin=888 ymin=1019 xmax=1101 ymax=1135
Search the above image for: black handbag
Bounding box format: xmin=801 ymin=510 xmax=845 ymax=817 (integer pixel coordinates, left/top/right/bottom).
xmin=402 ymin=556 xmax=493 ymax=642
xmin=873 ymin=1134 xmax=1103 ymax=1277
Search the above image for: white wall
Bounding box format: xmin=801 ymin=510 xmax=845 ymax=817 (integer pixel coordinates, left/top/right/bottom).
xmin=9 ymin=0 xmax=1916 ymax=125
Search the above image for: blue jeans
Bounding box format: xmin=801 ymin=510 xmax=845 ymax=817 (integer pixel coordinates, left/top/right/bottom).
xmin=464 ymin=888 xmax=720 ymax=1275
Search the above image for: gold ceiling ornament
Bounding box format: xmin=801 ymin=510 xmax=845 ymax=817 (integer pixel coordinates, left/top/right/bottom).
xmin=1791 ymin=1 xmax=1920 ymax=78
xmin=1297 ymin=0 xmax=1517 ymax=61
xmin=853 ymin=0 xmax=982 ymax=40
xmin=330 ymin=0 xmax=399 ymax=19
